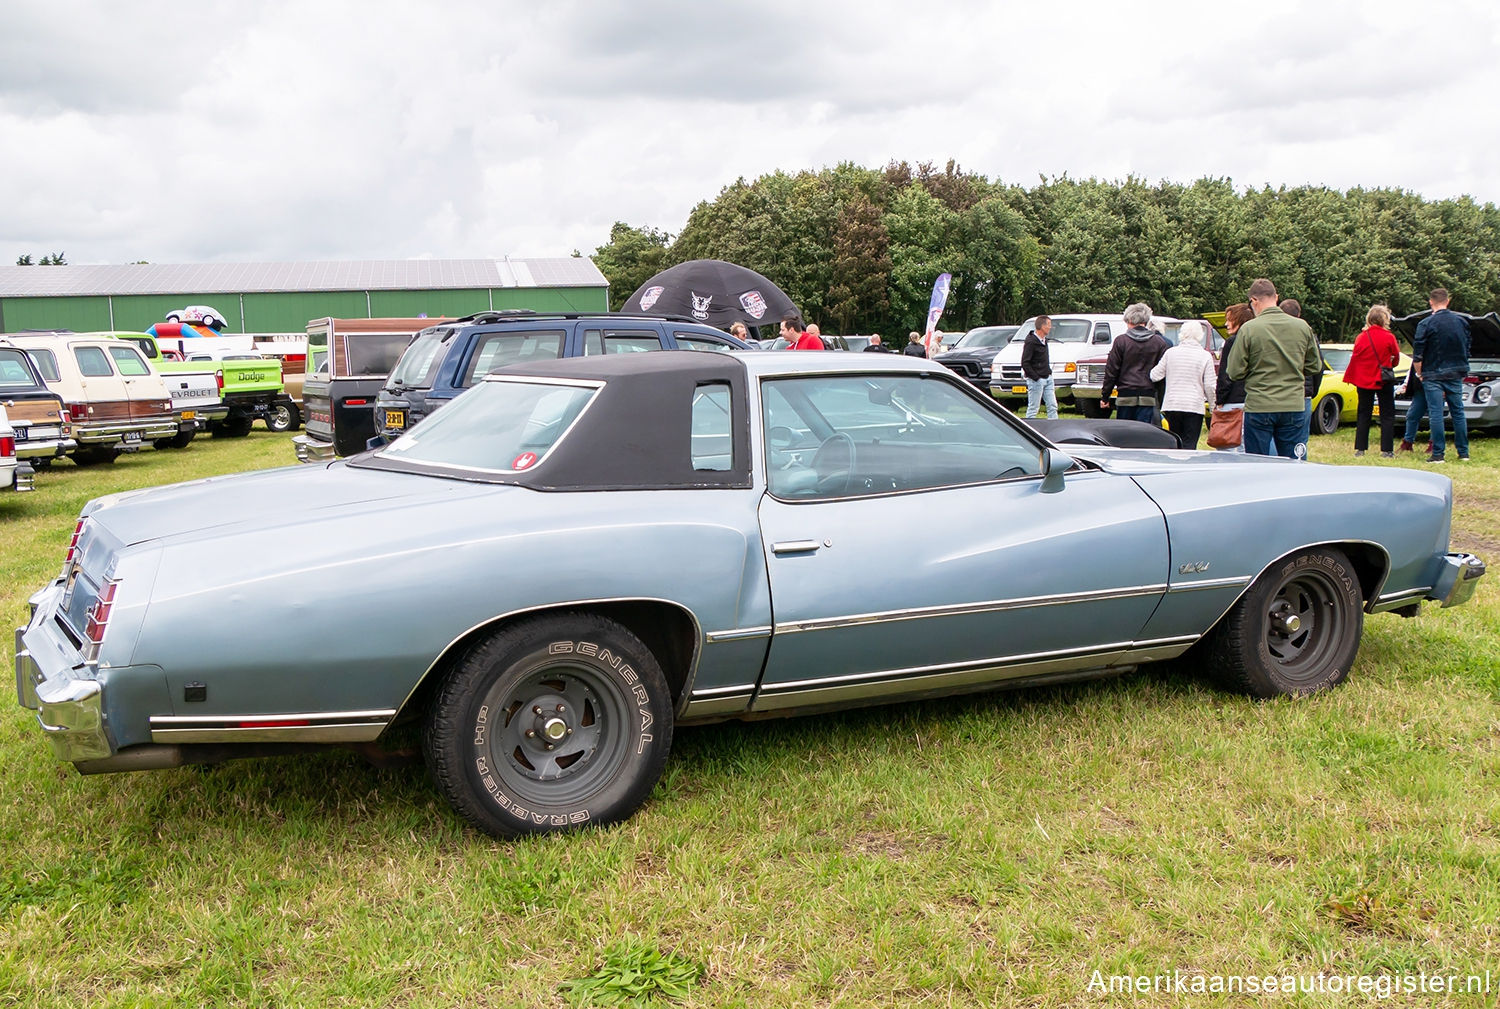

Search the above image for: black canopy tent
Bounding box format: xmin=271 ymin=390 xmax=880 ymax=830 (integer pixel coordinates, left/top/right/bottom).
xmin=620 ymin=260 xmax=799 ymax=335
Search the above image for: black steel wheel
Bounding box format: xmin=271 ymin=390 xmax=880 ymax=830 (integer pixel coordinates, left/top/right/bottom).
xmin=424 ymin=613 xmax=673 ymax=837
xmin=1312 ymin=395 xmax=1341 ymax=435
xmin=1207 ymin=547 xmax=1363 ymax=697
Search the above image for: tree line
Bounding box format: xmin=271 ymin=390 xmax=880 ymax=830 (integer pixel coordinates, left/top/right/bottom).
xmin=591 ymin=161 xmax=1500 ymax=341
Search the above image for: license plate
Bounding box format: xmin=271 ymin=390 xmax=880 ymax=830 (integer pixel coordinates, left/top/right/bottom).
xmin=13 ymin=427 xmax=26 ymax=442
xmin=180 ymin=410 xmax=196 ymax=420
xmin=1012 ymin=385 xmax=1028 ymax=394
xmin=123 ymin=430 xmax=142 ymax=444
xmin=385 ymin=409 xmax=406 ymax=430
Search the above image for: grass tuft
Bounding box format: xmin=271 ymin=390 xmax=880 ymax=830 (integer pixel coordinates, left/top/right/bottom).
xmin=559 ymin=939 xmax=706 ymax=1006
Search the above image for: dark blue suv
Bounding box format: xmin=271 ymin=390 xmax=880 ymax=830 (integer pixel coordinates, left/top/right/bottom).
xmin=373 ymin=311 xmax=754 ymax=442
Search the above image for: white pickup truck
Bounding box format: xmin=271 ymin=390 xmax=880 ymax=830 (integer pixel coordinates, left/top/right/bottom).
xmin=108 ymin=333 xmax=231 ymax=448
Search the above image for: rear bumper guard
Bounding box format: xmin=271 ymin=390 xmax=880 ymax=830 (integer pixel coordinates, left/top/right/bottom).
xmin=1430 ymin=552 xmax=1485 ymax=609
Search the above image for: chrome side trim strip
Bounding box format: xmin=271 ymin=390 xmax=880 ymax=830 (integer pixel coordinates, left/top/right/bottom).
xmin=1166 ymin=576 xmax=1252 ymax=593
xmin=758 ymin=635 xmax=1199 ymax=693
xmin=704 ymin=626 xmax=773 ymax=643
xmin=151 ymin=723 xmax=389 ymax=744
xmin=689 ymin=684 xmax=755 ymax=698
xmin=149 ymin=709 xmax=396 ymax=727
xmin=1376 ymin=586 xmax=1431 ymax=605
xmin=772 ymin=584 xmax=1169 ymax=635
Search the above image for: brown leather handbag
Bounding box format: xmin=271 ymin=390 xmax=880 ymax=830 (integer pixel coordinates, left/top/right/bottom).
xmin=1207 ymin=407 xmax=1243 ymax=449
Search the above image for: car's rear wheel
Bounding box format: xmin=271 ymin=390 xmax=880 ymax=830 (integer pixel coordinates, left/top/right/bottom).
xmin=1312 ymin=395 xmax=1341 ymax=435
xmin=265 ymin=400 xmax=300 ymax=433
xmin=154 ymin=430 xmax=196 ymax=450
xmin=71 ymin=445 xmax=120 ymax=466
xmin=210 ymin=415 xmax=254 ymax=438
xmin=1207 ymin=547 xmax=1362 ymax=697
xmin=424 ymin=613 xmax=673 ymax=837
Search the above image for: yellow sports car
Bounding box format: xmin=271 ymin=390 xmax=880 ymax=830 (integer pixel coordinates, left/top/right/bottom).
xmin=1310 ymin=344 xmax=1412 ymax=435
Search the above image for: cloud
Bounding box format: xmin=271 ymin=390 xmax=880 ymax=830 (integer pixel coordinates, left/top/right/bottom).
xmin=1 ymin=0 xmax=1496 ymax=266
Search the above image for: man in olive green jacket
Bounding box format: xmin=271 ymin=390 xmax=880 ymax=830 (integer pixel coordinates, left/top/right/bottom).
xmin=1224 ymin=278 xmax=1322 ymax=459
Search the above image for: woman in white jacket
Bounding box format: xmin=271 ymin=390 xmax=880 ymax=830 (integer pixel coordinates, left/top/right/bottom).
xmin=1149 ymin=320 xmax=1217 ymax=449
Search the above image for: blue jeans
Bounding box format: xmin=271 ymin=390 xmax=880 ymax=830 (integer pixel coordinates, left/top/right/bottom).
xmin=1404 ymin=388 xmax=1424 ymax=444
xmin=1025 ymin=377 xmax=1058 ymax=418
xmin=1424 ymin=377 xmax=1470 ymax=459
xmin=1115 ymin=403 xmax=1158 ymax=425
xmin=1244 ymin=411 xmax=1307 ymax=459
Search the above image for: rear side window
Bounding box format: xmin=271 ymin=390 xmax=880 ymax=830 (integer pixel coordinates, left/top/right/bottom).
xmin=677 ymin=334 xmax=735 ymax=353
xmin=1093 ymin=323 xmax=1113 ymax=343
xmin=108 ymin=345 xmax=151 ymax=376
xmin=28 ymin=349 xmax=60 ymax=382
xmin=74 ymin=346 xmax=115 ymax=377
xmin=347 ymin=334 xmax=415 ymax=376
xmin=463 ymin=330 xmax=566 ymax=385
xmin=0 ymin=349 xmax=40 ymax=388
xmin=691 ymin=382 xmax=733 ymax=471
xmin=129 ymin=338 xmax=159 ymax=359
xmin=583 ymin=330 xmax=663 ymax=355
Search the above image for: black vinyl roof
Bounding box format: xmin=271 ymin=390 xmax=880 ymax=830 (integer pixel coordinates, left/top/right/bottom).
xmin=353 ymin=351 xmax=753 ymax=491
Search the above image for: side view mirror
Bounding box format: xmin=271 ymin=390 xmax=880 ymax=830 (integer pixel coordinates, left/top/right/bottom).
xmin=1040 ymin=448 xmax=1074 ymax=494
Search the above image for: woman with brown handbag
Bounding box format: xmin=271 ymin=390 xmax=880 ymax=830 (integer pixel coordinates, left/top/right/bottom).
xmin=1209 ymin=303 xmax=1254 ymax=451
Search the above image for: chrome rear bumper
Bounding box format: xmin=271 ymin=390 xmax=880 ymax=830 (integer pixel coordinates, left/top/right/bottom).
xmin=1431 ymin=552 xmax=1485 ymax=609
xmin=292 ymin=434 xmax=335 ymax=464
xmin=15 ymin=623 xmax=111 ymax=761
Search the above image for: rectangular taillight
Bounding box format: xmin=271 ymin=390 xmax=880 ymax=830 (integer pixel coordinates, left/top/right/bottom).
xmin=67 ymin=403 xmax=89 ymax=421
xmin=215 ymin=369 xmax=224 ymax=392
xmin=345 ymin=398 xmax=368 ymax=407
xmin=0 ymin=436 xmax=12 ymax=457
xmin=83 ymin=577 xmax=120 ymax=663
xmin=64 ymin=518 xmax=86 ymax=569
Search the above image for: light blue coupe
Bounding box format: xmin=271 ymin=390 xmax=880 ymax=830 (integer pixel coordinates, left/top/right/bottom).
xmin=16 ymin=351 xmax=1485 ymax=837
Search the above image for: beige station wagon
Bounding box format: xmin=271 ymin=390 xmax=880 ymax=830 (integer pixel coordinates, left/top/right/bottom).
xmin=9 ymin=333 xmax=177 ymax=465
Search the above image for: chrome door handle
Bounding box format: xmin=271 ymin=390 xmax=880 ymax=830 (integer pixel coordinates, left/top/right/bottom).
xmin=771 ymin=539 xmax=823 ymax=555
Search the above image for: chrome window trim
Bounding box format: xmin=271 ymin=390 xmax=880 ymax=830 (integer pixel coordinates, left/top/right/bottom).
xmin=757 ymin=634 xmax=1201 ymax=694
xmin=772 ymin=583 xmax=1169 ymax=635
xmin=379 ymin=376 xmax=604 ymax=475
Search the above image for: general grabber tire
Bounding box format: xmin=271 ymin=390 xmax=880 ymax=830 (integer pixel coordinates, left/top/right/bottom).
xmin=424 ymin=613 xmax=674 ymax=838
xmin=1207 ymin=547 xmax=1363 ymax=698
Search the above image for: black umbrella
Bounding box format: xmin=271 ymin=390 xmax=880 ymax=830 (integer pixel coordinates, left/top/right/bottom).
xmin=620 ymin=260 xmax=799 ymax=330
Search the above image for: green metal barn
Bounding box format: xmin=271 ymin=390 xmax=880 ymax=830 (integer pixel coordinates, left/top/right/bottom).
xmin=0 ymin=258 xmax=610 ymax=334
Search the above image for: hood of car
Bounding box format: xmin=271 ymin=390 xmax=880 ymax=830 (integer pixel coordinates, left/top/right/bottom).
xmin=936 ymin=347 xmax=1000 ymax=363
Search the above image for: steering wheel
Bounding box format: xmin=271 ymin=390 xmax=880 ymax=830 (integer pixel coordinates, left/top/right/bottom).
xmin=811 ymin=431 xmax=856 ymax=496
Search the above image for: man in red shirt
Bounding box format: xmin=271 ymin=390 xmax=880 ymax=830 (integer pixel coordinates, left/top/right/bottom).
xmin=781 ymin=314 xmax=822 ymax=350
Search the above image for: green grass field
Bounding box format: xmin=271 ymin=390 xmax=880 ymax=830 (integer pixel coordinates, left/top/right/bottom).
xmin=2 ymin=427 xmax=1497 ymax=1007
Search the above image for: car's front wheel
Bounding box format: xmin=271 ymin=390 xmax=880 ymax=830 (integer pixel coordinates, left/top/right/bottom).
xmin=1312 ymin=395 xmax=1341 ymax=435
xmin=424 ymin=613 xmax=673 ymax=837
xmin=1207 ymin=547 xmax=1363 ymax=697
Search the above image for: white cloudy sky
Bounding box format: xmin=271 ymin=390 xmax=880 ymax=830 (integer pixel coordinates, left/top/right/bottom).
xmin=2 ymin=0 xmax=1497 ymax=266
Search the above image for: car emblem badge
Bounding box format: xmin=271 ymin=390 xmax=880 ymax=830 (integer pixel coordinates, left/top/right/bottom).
xmin=1178 ymin=561 xmax=1211 ymax=574
xmin=512 ymin=452 xmax=538 ymax=471
xmin=639 ymin=286 xmax=664 ymax=312
xmin=739 ymin=290 xmax=768 ymax=320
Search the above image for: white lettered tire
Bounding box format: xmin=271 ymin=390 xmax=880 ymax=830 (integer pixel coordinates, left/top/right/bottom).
xmin=424 ymin=613 xmax=673 ymax=837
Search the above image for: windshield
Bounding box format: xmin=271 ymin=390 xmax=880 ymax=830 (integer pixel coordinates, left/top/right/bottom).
xmin=957 ymin=327 xmax=1018 ymax=349
xmin=1323 ymin=349 xmax=1352 ymax=371
xmin=387 ymin=329 xmax=450 ymax=389
xmin=379 ymin=378 xmax=598 ymax=472
xmin=1010 ymin=319 xmax=1093 ymax=344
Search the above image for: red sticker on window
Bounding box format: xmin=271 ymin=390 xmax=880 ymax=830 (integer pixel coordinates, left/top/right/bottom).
xmin=512 ymin=452 xmax=538 ymax=471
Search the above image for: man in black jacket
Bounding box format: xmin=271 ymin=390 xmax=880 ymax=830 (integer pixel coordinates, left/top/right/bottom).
xmin=1099 ymin=303 xmax=1171 ymax=424
xmin=1021 ymin=315 xmax=1057 ymax=418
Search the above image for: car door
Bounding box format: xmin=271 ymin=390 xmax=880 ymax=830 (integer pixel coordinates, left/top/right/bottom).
xmin=751 ymin=370 xmax=1171 ymax=712
xmin=106 ymin=343 xmax=170 ymax=429
xmin=70 ymin=343 xmax=132 ymax=429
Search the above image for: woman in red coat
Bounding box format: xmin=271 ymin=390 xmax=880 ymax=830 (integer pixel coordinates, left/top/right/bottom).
xmin=1343 ymin=304 xmax=1402 ymax=457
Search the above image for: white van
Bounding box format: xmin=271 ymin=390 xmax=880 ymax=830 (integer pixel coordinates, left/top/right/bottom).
xmin=988 ymin=314 xmax=1182 ymax=405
